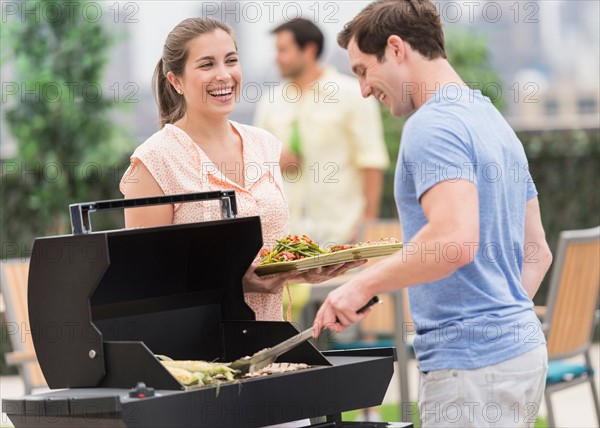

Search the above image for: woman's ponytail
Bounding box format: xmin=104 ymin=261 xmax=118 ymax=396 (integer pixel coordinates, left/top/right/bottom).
xmin=152 ymin=58 xmax=185 ymax=129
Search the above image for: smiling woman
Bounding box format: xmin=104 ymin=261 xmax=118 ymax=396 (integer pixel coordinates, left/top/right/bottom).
xmin=164 ymin=28 xmax=241 ymax=127
xmin=119 ymin=18 xmax=357 ymax=323
xmin=151 ymin=19 xmax=239 ymax=128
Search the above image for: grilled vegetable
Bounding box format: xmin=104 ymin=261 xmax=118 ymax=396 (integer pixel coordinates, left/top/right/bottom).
xmin=164 ymin=366 xmax=201 ymax=386
xmin=158 ymin=355 xmax=312 ymax=387
xmin=259 ymin=234 xmax=328 ymax=265
xmin=259 ymin=235 xmax=401 ymax=265
xmin=159 ymin=358 xmax=239 ymax=386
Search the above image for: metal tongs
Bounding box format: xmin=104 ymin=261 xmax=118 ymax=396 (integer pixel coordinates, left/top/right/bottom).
xmin=229 ymin=296 xmax=381 ymax=374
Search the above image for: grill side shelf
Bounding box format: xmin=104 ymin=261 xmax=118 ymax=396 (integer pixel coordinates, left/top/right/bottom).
xmin=3 ymin=396 xmax=123 ymax=421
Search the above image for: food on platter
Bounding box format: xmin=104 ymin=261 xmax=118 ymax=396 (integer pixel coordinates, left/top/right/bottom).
xmin=255 ymin=234 xmax=402 ymax=276
xmin=259 ymin=234 xmax=328 ymax=265
xmin=328 ymin=237 xmax=401 ymax=253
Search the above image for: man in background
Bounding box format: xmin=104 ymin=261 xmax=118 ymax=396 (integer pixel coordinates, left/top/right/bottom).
xmin=255 ymin=18 xmax=389 ymax=246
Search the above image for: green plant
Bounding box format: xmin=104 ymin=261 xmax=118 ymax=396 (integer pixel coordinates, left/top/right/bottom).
xmin=1 ymin=0 xmax=131 ymax=258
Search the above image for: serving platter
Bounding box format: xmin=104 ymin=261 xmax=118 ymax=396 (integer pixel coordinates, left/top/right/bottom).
xmin=255 ymin=242 xmax=403 ymax=276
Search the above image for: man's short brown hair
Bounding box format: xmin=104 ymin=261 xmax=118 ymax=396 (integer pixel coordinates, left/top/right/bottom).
xmin=272 ymin=18 xmax=325 ymax=59
xmin=338 ymin=0 xmax=446 ymax=61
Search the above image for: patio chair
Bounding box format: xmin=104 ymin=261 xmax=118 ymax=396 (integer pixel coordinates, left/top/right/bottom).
xmin=541 ymin=226 xmax=600 ymax=427
xmin=0 ymin=258 xmax=47 ymax=394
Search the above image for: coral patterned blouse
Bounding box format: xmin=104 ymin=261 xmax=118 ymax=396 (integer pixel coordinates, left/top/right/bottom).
xmin=120 ymin=121 xmax=289 ymax=321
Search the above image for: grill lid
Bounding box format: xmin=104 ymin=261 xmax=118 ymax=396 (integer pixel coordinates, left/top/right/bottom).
xmin=28 ymin=192 xmax=265 ymax=389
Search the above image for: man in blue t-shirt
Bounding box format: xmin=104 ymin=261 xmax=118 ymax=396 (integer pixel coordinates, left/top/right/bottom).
xmin=313 ymin=1 xmax=553 ymax=427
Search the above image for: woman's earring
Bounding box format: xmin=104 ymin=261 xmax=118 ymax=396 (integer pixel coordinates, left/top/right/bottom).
xmin=177 ymin=88 xmax=183 ymax=94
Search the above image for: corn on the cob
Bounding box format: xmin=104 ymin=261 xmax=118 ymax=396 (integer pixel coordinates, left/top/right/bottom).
xmin=161 ymin=360 xmax=238 ymax=376
xmin=160 ymin=359 xmax=239 ymax=387
xmin=164 ymin=366 xmax=200 ymax=386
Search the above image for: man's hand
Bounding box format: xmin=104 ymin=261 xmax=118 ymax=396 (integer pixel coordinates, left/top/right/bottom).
xmin=313 ymin=280 xmax=373 ymax=338
xmin=280 ymin=150 xmax=301 ymax=171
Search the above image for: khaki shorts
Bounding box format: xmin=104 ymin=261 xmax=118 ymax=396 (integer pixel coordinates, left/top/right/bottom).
xmin=415 ymin=345 xmax=548 ymax=428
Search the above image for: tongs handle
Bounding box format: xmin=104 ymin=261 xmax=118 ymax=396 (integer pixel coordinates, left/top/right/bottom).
xmin=69 ymin=190 xmax=237 ymax=235
xmin=333 ymin=295 xmax=380 ymax=323
xmin=357 ymin=296 xmax=380 ymax=313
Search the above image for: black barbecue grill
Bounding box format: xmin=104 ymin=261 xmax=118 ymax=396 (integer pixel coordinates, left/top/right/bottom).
xmin=3 ymin=192 xmax=411 ymax=428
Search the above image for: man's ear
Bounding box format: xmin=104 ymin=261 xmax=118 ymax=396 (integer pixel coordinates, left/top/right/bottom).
xmin=387 ymin=35 xmax=406 ymax=63
xmin=303 ymin=42 xmax=319 ymax=61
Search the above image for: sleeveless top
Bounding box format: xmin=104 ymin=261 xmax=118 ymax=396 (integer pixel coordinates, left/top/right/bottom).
xmin=120 ymin=121 xmax=289 ymax=321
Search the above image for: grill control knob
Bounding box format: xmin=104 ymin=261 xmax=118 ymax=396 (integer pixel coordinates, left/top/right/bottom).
xmin=129 ymin=382 xmax=155 ymax=399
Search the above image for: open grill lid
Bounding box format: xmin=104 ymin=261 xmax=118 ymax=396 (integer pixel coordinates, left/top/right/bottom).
xmin=27 ymin=191 xmax=329 ymax=390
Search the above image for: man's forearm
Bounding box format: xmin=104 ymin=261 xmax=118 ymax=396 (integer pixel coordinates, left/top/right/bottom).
xmin=362 ymin=168 xmax=384 ymax=219
xmin=521 ymin=243 xmax=553 ymax=299
xmin=521 ymin=197 xmax=553 ymax=299
xmin=350 ymin=221 xmax=478 ymax=296
xmin=355 ymin=179 xmax=480 ymax=296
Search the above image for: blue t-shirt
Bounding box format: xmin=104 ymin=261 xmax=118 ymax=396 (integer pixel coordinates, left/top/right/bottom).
xmin=395 ymin=85 xmax=546 ymax=372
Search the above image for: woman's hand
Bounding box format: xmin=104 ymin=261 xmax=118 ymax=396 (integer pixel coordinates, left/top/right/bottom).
xmin=242 ymin=262 xmax=302 ymax=294
xmin=295 ymin=260 xmax=367 ymax=284
xmin=242 ymin=259 xmax=366 ymax=294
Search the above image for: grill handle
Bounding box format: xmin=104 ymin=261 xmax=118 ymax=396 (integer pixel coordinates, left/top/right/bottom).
xmin=69 ymin=190 xmax=238 ymax=235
